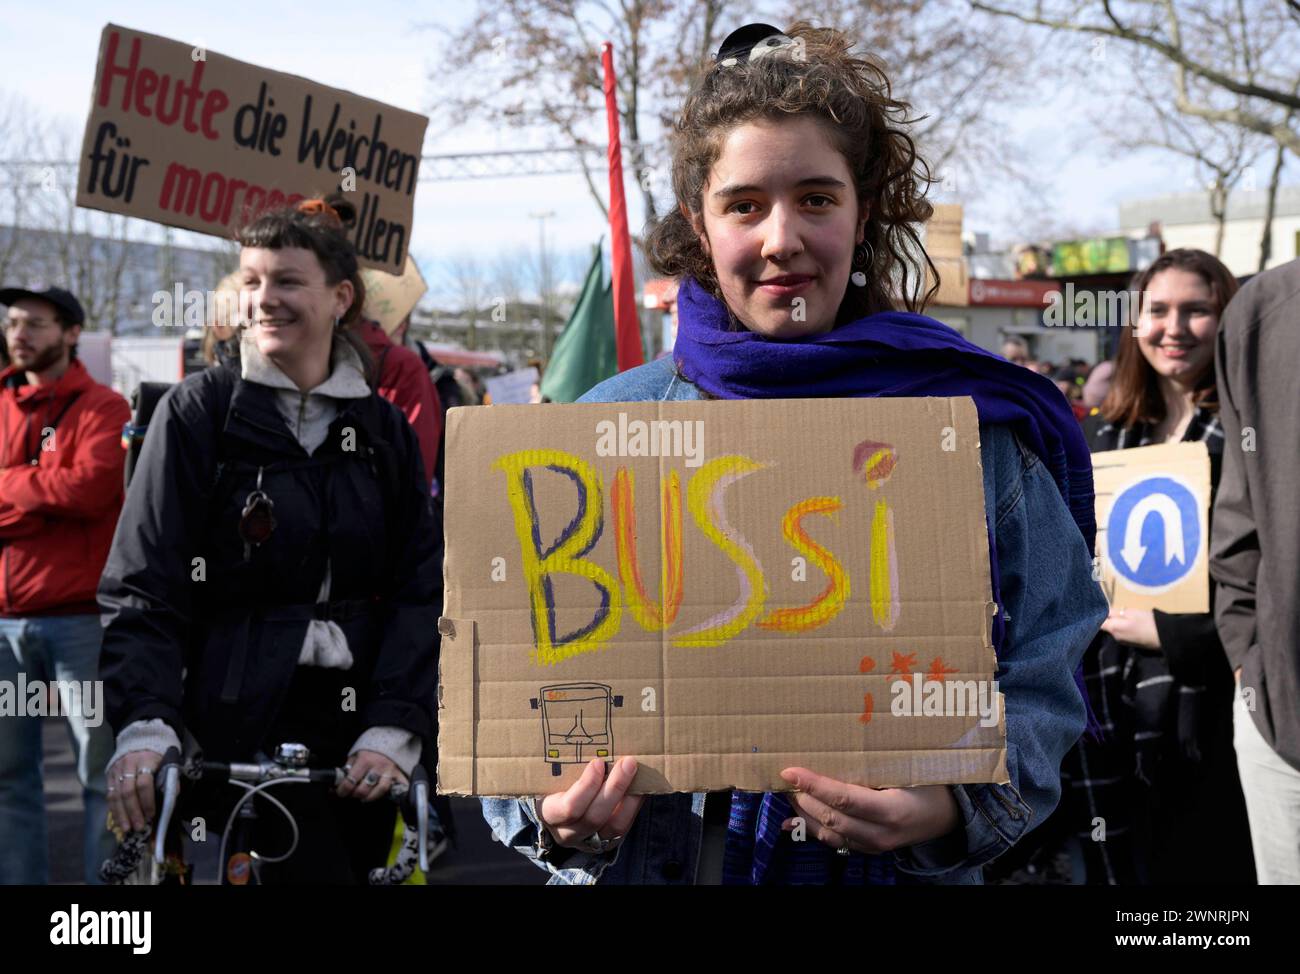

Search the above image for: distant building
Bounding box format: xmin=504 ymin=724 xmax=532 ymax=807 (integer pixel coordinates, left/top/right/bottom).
xmin=0 ymin=224 xmax=235 ymax=336
xmin=927 ymin=232 xmax=1154 ymax=366
xmin=1118 ymin=185 xmax=1300 ymax=276
xmin=412 ymin=299 xmax=569 ymax=369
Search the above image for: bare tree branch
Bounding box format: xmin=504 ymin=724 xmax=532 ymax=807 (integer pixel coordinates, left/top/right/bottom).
xmin=969 ymin=0 xmax=1300 ymax=111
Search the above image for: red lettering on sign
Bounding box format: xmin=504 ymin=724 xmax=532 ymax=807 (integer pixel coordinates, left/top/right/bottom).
xmin=97 ymin=30 xmax=230 ymax=140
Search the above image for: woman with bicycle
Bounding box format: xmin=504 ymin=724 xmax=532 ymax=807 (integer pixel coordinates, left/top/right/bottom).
xmin=481 ymin=21 xmax=1108 ymax=885
xmin=98 ymin=196 xmax=440 ymax=884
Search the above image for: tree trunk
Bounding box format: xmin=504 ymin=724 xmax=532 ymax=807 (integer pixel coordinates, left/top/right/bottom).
xmin=1258 ymin=140 xmax=1287 ymax=271
xmin=1211 ymin=179 xmax=1228 ymax=258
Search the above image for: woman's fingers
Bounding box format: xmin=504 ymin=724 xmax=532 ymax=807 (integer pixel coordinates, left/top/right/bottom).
xmin=603 ymin=792 xmax=645 ymax=838
xmin=783 ymin=813 xmax=851 ymax=852
xmin=359 ymin=762 xmax=402 ymax=803
xmin=365 ymin=775 xmax=394 ymax=803
xmin=781 ymin=767 xmax=894 ymax=853
xmin=104 ymin=752 xmax=165 ymax=832
xmin=106 ymin=759 xmax=128 ymax=835
xmin=336 ymin=757 xmax=363 ymax=798
xmin=577 ymin=757 xmax=638 ymax=831
xmin=340 ymin=750 xmax=407 ymax=802
xmin=539 ymin=758 xmax=608 ymax=830
xmin=787 ymin=790 xmax=880 ymax=852
xmin=116 ymin=762 xmax=147 ymax=832
xmin=540 ymin=757 xmax=643 ymax=850
xmin=133 ymin=757 xmax=161 ymax=824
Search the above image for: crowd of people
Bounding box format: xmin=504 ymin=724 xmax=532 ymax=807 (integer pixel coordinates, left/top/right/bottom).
xmin=2 ymin=19 xmax=1297 ymax=887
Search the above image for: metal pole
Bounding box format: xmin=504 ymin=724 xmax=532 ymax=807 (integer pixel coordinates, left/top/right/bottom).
xmin=529 ymin=209 xmax=556 ymax=358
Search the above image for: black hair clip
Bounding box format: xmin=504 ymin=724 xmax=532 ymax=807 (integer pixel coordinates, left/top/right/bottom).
xmin=714 ymin=23 xmax=796 ymax=66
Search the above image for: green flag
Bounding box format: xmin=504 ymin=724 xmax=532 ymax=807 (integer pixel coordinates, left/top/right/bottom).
xmin=540 ymin=244 xmax=617 ymax=403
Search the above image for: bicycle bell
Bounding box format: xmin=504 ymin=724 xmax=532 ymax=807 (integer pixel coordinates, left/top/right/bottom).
xmin=274 ymin=742 xmax=312 ymax=767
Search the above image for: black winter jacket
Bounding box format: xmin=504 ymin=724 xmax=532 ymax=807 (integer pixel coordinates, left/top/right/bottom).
xmin=97 ymin=361 xmax=441 ymax=763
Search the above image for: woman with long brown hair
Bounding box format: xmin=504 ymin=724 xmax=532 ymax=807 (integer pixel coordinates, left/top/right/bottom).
xmin=1065 ymin=248 xmax=1255 ymax=884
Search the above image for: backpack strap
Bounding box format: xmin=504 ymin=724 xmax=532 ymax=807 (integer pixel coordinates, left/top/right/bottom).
xmin=203 ymin=366 xmax=241 ymax=512
xmin=25 ymin=390 xmax=84 ymax=465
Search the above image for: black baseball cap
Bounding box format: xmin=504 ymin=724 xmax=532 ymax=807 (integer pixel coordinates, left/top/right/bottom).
xmin=0 ymin=285 xmax=86 ymax=326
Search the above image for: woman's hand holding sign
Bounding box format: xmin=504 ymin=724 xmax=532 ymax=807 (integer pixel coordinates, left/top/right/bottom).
xmin=538 ymin=757 xmax=644 ymax=853
xmin=1099 ymin=607 xmax=1161 ymax=651
xmin=779 ymin=768 xmax=961 ymax=854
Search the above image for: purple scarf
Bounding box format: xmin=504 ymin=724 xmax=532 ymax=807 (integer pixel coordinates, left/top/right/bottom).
xmin=674 ymin=277 xmax=1097 ymax=552
xmin=672 ymin=277 xmax=1100 ymax=885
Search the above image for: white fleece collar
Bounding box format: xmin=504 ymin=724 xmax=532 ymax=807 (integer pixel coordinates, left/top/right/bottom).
xmin=240 ymin=331 xmax=371 ymax=400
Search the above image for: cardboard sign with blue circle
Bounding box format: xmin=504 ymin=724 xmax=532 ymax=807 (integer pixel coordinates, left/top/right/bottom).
xmin=1091 ymin=442 xmax=1211 ymax=612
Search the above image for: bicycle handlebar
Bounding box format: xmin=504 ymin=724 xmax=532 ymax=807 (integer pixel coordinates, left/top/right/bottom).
xmin=104 ymin=744 xmax=433 ymax=885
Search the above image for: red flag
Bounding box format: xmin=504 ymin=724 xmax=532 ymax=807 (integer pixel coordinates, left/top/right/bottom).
xmin=601 ymin=42 xmax=645 ymax=371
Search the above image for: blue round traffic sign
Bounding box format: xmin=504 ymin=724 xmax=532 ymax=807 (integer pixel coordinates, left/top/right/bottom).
xmin=1106 ymin=476 xmax=1200 ymax=592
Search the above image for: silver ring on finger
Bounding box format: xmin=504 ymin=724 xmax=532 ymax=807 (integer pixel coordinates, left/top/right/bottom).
xmin=138 ymin=767 xmax=153 ymax=776
xmin=579 ymin=832 xmax=622 ymax=854
xmin=363 ymin=771 xmax=381 ymax=787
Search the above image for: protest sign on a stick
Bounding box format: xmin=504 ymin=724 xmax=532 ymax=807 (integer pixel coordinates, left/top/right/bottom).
xmin=437 ymin=397 xmax=1006 ymax=796
xmin=1092 ymin=442 xmax=1211 ymax=613
xmin=76 ymin=24 xmax=428 ymax=272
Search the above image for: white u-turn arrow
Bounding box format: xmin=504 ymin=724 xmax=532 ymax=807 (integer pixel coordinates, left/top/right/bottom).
xmin=1120 ymin=493 xmax=1185 ymax=573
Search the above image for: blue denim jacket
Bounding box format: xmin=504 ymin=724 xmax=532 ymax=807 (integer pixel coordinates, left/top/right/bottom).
xmin=481 ymin=355 xmax=1108 ymax=884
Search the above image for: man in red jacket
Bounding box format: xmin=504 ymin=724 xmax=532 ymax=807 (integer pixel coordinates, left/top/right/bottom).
xmin=0 ymin=286 xmax=130 ymax=885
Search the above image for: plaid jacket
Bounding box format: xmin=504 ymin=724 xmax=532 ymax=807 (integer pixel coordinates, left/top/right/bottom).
xmin=1062 ymin=406 xmax=1230 ymax=884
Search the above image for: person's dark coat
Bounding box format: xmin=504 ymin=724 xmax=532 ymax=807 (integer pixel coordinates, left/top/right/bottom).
xmin=97 ymin=360 xmax=441 ymax=765
xmin=1062 ymin=407 xmax=1254 ymax=884
xmin=1212 ymin=257 xmax=1300 ymax=772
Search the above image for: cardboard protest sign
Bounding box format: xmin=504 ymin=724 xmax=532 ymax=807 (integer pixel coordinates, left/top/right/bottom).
xmin=1092 ymin=442 xmax=1211 ymax=613
xmin=76 ymin=24 xmax=427 ymax=272
xmin=362 ymin=257 xmax=427 ymax=335
xmin=438 ymin=397 xmax=1006 ymax=797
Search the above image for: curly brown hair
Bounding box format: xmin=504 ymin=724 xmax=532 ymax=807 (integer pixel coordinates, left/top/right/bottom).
xmin=646 ymin=21 xmax=939 ymax=321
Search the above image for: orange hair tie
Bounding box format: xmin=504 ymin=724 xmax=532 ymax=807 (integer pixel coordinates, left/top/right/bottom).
xmin=296 ymin=198 xmax=341 ymax=224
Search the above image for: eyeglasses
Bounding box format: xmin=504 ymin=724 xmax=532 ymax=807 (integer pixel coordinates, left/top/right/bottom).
xmin=3 ymin=317 xmax=57 ymax=332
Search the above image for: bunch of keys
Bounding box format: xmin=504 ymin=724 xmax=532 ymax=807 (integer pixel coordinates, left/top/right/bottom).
xmin=238 ymin=467 xmax=277 ymax=561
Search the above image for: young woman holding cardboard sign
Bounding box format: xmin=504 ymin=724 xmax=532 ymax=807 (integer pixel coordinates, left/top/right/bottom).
xmin=482 ymin=22 xmax=1109 ymax=885
xmin=1060 ymin=249 xmax=1255 ymax=885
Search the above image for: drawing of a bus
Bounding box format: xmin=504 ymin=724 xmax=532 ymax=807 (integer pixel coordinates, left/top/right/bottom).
xmin=530 ymin=683 xmax=624 ymax=776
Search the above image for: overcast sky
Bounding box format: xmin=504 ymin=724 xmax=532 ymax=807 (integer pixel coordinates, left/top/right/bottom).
xmin=2 ymin=0 xmax=1271 ymax=298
